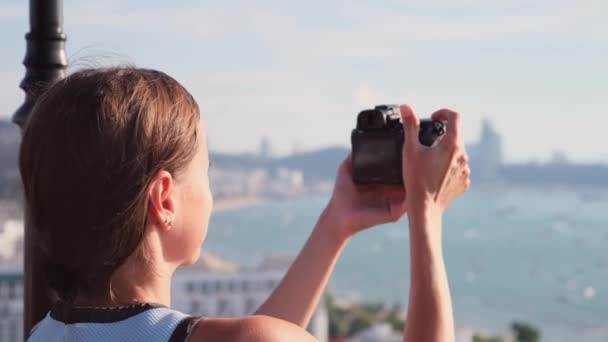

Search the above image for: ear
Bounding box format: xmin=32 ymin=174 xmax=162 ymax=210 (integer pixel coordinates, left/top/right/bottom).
xmin=148 ymin=170 xmax=176 ymax=231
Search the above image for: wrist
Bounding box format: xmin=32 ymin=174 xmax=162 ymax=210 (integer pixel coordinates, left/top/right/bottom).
xmin=318 ymin=202 xmax=354 ymax=243
xmin=406 ymin=194 xmax=444 ymax=218
xmin=407 ymin=205 xmax=443 ymax=244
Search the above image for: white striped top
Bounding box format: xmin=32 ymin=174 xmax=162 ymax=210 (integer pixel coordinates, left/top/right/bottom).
xmin=28 ymin=303 xmax=199 ymax=342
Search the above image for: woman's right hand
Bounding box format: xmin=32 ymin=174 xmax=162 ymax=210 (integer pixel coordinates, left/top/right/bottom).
xmin=400 ymin=104 xmax=470 ymax=217
xmin=400 ymin=104 xmax=466 ymax=342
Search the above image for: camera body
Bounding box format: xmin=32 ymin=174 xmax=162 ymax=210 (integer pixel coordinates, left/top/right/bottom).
xmin=351 ymin=105 xmax=446 ymax=184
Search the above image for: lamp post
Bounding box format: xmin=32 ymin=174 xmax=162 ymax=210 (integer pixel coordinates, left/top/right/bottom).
xmin=13 ymin=0 xmax=67 ymax=337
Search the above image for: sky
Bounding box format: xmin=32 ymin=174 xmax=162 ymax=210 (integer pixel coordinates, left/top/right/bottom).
xmin=0 ymin=0 xmax=606 ymax=162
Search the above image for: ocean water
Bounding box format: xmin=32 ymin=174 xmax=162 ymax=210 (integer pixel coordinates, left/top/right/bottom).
xmin=204 ymin=187 xmax=608 ymax=341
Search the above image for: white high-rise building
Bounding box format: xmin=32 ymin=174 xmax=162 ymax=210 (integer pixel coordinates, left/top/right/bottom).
xmin=353 ymin=323 xmax=401 ymax=342
xmin=0 ymin=266 xmax=23 ymax=342
xmin=0 ymin=220 xmax=24 ymax=263
xmin=172 ymin=253 xmax=328 ymax=342
xmin=468 ymin=119 xmax=504 ymax=182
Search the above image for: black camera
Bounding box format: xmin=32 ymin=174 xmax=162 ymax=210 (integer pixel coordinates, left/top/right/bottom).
xmin=351 ymin=105 xmax=446 ymax=184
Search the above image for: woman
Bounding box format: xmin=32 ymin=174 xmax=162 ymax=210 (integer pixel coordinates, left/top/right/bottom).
xmin=21 ymin=67 xmax=470 ymax=341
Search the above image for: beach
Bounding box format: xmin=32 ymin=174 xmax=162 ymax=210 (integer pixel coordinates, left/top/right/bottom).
xmin=213 ymin=195 xmax=265 ymax=213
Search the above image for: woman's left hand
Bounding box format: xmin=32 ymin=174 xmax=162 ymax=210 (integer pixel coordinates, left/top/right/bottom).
xmin=323 ymin=154 xmax=407 ymax=241
xmin=257 ymin=153 xmax=407 ymax=327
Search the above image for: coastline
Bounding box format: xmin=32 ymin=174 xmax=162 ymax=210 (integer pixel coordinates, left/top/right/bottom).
xmin=213 ymin=195 xmax=265 ymax=213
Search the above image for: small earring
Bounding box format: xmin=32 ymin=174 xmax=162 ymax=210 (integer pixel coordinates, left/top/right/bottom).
xmin=164 ymin=216 xmax=173 ymax=227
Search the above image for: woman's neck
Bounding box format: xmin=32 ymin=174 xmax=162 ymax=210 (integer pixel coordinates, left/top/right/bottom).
xmin=75 ymin=253 xmax=177 ymax=307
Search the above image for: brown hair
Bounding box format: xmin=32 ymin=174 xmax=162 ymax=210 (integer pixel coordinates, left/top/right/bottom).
xmin=19 ymin=67 xmax=200 ymax=302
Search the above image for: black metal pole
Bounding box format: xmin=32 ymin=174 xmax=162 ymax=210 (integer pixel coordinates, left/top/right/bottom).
xmin=13 ymin=0 xmax=67 ymax=338
xmin=13 ymin=0 xmax=67 ymax=126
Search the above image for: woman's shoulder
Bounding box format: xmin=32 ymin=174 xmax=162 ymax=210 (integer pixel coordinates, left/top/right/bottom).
xmin=189 ymin=315 xmax=316 ymax=342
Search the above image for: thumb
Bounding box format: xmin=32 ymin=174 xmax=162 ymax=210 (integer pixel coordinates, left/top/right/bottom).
xmin=400 ymin=104 xmax=420 ymax=148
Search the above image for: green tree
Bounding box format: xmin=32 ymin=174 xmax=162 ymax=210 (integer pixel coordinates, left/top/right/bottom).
xmin=386 ymin=304 xmax=405 ymax=332
xmin=511 ymin=321 xmax=541 ymax=342
xmin=325 ymin=293 xmax=349 ymax=338
xmin=472 ymin=334 xmax=503 ymax=342
xmin=329 ymin=316 xmax=346 ymax=338
xmin=347 ymin=316 xmax=373 ymax=337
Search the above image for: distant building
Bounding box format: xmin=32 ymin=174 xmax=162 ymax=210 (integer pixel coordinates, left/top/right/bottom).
xmin=172 ymin=253 xmax=328 ymax=342
xmin=210 ymin=168 xmax=250 ymax=198
xmin=464 ymin=118 xmax=608 ymax=188
xmin=246 ymin=168 xmax=270 ymax=194
xmin=259 ymin=136 xmax=273 ymax=161
xmin=352 ymin=323 xmax=401 ymax=342
xmin=468 ymin=119 xmax=504 ymax=182
xmin=549 ymin=150 xmax=569 ymax=165
xmin=210 ymin=165 xmax=305 ymax=200
xmin=0 ymin=220 xmax=24 ymax=263
xmin=0 ymin=218 xmax=24 ymax=341
xmin=0 ymin=121 xmax=21 ymax=199
xmin=0 ymin=266 xmax=23 ymax=342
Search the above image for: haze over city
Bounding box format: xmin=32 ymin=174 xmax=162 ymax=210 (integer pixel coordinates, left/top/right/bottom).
xmin=1 ymin=0 xmax=607 ymax=163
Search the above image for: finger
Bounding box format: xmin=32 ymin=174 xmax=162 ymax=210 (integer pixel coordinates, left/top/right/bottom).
xmin=339 ymin=153 xmax=354 ymax=176
xmin=342 ymin=153 xmax=353 ymax=167
xmin=379 ymin=192 xmax=407 ymax=223
xmin=388 ymin=196 xmax=408 ymax=221
xmin=462 ymin=165 xmax=471 ymax=178
xmin=358 ymin=184 xmax=403 ymax=199
xmin=400 ymin=104 xmax=420 ymax=149
xmin=356 ymin=208 xmax=398 ymax=228
xmin=384 ymin=186 xmax=407 ymax=218
xmin=431 ymin=109 xmax=461 ymax=146
xmin=457 ymin=152 xmax=468 ymax=166
xmin=377 ymin=184 xmax=406 ymax=195
xmin=363 ymin=184 xmax=406 ymax=204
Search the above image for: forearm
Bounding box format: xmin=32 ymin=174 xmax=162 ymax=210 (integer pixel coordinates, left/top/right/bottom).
xmin=403 ymin=210 xmax=455 ymax=342
xmin=255 ymin=208 xmax=347 ymax=327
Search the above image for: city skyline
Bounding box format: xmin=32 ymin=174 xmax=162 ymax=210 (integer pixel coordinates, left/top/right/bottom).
xmin=0 ymin=114 xmax=602 ymax=167
xmin=1 ymin=0 xmax=607 ymax=163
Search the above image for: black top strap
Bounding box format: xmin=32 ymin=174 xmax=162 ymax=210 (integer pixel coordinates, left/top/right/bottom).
xmin=169 ymin=316 xmax=201 ymax=342
xmin=50 ymin=302 xmax=167 ymax=324
xmin=48 ymin=302 xmax=200 ymax=341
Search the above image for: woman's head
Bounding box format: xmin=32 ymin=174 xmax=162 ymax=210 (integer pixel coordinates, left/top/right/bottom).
xmin=19 ymin=67 xmax=213 ymax=302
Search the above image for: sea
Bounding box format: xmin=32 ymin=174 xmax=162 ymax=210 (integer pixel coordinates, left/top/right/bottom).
xmin=204 ymin=186 xmax=608 ymax=342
